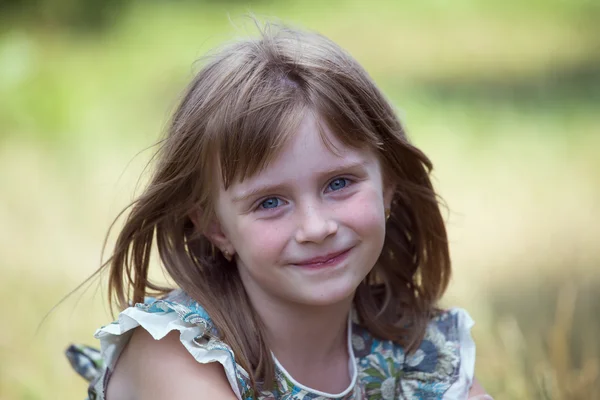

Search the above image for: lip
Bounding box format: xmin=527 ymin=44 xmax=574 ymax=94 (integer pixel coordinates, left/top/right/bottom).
xmin=293 ymin=248 xmax=353 ymax=269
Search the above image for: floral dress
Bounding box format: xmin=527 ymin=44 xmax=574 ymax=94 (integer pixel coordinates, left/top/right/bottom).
xmin=66 ymin=289 xmax=476 ymax=399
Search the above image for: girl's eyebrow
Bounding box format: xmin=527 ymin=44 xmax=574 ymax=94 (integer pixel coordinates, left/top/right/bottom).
xmin=231 ymin=160 xmax=369 ymax=204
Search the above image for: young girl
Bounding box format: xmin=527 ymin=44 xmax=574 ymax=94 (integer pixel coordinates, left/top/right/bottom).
xmin=67 ymin=21 xmax=491 ymax=399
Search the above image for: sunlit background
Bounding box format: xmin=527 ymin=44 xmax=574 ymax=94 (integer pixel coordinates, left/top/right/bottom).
xmin=1 ymin=0 xmax=599 ymax=399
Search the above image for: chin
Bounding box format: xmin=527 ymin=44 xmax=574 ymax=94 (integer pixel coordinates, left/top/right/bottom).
xmin=296 ymin=281 xmax=360 ymax=307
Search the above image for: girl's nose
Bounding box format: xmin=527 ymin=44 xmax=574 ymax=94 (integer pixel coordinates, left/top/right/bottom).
xmin=294 ymin=205 xmax=338 ymax=244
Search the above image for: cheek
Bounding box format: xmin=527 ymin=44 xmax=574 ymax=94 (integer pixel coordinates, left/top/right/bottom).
xmin=236 ymin=219 xmax=289 ymax=264
xmin=341 ymin=189 xmax=385 ymax=234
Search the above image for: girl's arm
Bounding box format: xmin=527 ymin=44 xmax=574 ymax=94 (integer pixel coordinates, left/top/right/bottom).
xmin=468 ymin=378 xmax=492 ymax=399
xmin=107 ymin=328 xmax=238 ymax=400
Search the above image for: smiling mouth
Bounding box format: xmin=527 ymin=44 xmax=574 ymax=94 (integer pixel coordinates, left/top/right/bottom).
xmin=293 ymin=248 xmax=353 ymax=268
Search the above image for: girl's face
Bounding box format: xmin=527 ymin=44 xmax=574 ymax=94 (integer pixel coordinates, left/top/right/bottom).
xmin=209 ymin=113 xmax=394 ymax=308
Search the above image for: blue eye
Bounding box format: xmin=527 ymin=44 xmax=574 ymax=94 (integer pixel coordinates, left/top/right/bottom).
xmin=328 ymin=178 xmax=349 ymax=191
xmin=260 ymin=197 xmax=282 ymax=209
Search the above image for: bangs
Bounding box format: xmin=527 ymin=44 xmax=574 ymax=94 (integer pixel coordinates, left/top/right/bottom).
xmin=210 ymin=80 xmax=309 ymax=189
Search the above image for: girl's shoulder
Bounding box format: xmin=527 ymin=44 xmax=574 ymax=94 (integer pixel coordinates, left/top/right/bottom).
xmin=70 ymin=289 xmax=246 ymax=400
xmin=351 ymin=307 xmax=476 ymax=399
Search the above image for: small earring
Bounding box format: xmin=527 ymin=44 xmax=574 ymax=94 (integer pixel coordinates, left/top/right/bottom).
xmin=222 ymin=250 xmax=232 ymax=262
xmin=385 ymin=208 xmax=391 ymax=221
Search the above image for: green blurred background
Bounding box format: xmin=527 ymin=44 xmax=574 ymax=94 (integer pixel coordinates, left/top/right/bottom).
xmin=1 ymin=0 xmax=599 ymax=399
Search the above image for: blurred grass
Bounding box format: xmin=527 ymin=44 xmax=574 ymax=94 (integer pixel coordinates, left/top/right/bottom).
xmin=1 ymin=1 xmax=599 ymax=399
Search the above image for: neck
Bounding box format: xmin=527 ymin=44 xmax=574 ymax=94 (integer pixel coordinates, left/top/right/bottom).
xmin=249 ymin=291 xmax=354 ymax=392
xmin=265 ymin=299 xmax=352 ymax=363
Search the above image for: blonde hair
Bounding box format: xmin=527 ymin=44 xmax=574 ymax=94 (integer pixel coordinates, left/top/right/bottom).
xmin=105 ymin=21 xmax=450 ymax=392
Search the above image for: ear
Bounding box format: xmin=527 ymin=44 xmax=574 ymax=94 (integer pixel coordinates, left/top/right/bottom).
xmin=383 ymin=182 xmax=396 ymax=210
xmin=189 ymin=208 xmax=235 ymax=256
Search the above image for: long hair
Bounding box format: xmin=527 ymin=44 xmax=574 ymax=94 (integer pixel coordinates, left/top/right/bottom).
xmin=104 ymin=21 xmax=450 ymax=391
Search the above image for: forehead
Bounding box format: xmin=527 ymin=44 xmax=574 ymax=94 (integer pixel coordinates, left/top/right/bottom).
xmin=280 ymin=114 xmax=362 ymax=162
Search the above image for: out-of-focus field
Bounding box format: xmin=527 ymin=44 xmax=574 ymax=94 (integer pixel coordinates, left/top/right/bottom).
xmin=1 ymin=1 xmax=599 ymax=399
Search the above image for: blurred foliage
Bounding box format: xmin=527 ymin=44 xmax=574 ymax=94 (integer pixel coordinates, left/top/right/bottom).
xmin=0 ymin=0 xmax=130 ymax=31
xmin=0 ymin=1 xmax=599 ymax=399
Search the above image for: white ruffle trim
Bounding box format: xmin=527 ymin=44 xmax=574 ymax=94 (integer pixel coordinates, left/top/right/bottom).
xmin=94 ymin=304 xmax=243 ymax=399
